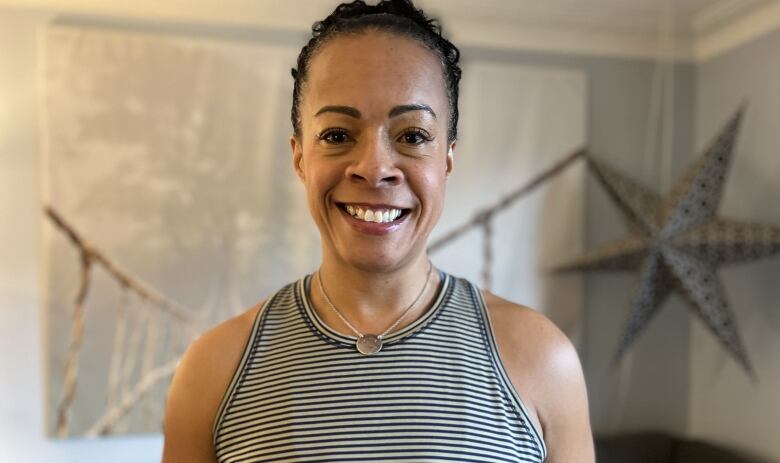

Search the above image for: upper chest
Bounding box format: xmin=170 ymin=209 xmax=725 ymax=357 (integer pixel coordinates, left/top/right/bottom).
xmin=212 ymin=279 xmax=546 ymax=463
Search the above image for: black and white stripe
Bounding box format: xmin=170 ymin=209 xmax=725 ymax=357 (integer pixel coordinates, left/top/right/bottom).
xmin=213 ymin=272 xmax=547 ymax=462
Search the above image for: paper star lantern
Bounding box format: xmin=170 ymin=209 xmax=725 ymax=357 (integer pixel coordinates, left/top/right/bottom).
xmin=554 ymin=107 xmax=780 ymax=376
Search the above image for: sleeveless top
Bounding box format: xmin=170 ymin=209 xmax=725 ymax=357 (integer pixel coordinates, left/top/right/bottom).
xmin=213 ymin=272 xmax=547 ymax=463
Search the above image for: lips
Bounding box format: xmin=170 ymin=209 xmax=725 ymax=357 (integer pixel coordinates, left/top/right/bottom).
xmin=336 ymin=202 xmax=411 ymax=235
xmin=337 ymin=202 xmax=411 ymax=222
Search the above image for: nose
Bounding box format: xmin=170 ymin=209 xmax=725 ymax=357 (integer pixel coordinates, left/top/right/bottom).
xmin=344 ymin=132 xmax=403 ymax=187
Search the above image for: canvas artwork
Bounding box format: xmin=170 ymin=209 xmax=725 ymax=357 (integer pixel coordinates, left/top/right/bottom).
xmin=42 ymin=25 xmax=315 ymax=438
xmin=42 ymin=24 xmax=586 ymax=437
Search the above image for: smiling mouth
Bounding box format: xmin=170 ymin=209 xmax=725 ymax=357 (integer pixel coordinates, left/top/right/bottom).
xmin=337 ymin=203 xmax=412 ymax=224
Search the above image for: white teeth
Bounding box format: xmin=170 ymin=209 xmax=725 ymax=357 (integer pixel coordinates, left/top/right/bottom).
xmin=343 ymin=205 xmax=404 ymax=224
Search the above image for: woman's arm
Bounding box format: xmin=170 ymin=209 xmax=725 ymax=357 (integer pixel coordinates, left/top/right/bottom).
xmin=483 ymin=291 xmax=595 ymax=463
xmin=162 ymin=305 xmax=261 ymax=463
xmin=533 ymin=324 xmax=594 ymax=462
xmin=162 ymin=334 xmax=221 ymax=463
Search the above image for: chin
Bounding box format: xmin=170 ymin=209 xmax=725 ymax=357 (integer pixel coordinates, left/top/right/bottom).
xmin=333 ymin=240 xmax=423 ymax=273
xmin=343 ymin=252 xmax=405 ymax=274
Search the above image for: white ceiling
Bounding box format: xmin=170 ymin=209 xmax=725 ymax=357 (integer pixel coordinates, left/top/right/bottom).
xmin=419 ymin=0 xmax=780 ymax=60
xmin=424 ymin=0 xmax=769 ymax=34
xmin=1 ymin=0 xmax=779 ymax=60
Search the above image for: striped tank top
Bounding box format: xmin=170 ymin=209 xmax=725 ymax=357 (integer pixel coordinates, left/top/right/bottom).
xmin=213 ymin=271 xmax=547 ymax=462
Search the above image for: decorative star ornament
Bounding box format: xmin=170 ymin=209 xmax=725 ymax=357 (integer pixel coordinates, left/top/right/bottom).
xmin=554 ymin=107 xmax=780 ymax=376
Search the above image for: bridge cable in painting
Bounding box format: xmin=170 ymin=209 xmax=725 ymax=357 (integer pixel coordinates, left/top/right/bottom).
xmin=427 ymin=147 xmax=588 ymax=289
xmin=45 ymin=206 xmax=203 ymax=437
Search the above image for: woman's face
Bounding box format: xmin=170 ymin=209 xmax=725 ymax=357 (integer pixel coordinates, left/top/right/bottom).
xmin=291 ymin=31 xmax=454 ymax=273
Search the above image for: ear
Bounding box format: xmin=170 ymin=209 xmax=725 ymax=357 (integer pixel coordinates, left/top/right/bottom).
xmin=445 ymin=141 xmax=455 ymax=178
xmin=291 ymin=135 xmax=305 ymax=182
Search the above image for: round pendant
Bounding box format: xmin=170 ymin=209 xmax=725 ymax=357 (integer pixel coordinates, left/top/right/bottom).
xmin=356 ymin=334 xmax=382 ymax=355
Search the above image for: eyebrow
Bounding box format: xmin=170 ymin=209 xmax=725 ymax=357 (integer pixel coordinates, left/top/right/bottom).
xmin=388 ymin=103 xmax=437 ymax=119
xmin=313 ymin=103 xmax=437 ymax=119
xmin=315 ymin=105 xmax=361 ymax=118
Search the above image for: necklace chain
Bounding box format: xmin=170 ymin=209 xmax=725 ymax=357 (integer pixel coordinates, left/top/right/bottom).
xmin=315 ymin=262 xmax=434 ymax=340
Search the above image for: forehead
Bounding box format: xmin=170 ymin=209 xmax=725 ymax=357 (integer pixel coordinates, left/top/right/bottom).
xmin=303 ymin=31 xmax=448 ymax=116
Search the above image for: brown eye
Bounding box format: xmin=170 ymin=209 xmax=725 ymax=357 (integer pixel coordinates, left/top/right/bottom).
xmin=398 ymin=128 xmax=432 ymax=145
xmin=319 ymin=129 xmax=351 ymax=144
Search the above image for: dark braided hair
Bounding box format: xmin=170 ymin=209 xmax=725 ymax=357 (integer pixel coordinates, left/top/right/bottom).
xmin=291 ymin=0 xmax=462 ymax=142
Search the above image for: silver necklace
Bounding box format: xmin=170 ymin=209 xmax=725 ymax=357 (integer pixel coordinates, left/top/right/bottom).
xmin=315 ymin=262 xmax=434 ymax=355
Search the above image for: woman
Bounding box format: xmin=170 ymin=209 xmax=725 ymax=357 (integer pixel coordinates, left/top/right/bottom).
xmin=162 ymin=1 xmax=594 ymax=461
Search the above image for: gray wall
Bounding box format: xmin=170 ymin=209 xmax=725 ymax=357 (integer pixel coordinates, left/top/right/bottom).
xmin=691 ymin=28 xmax=780 ymax=462
xmin=460 ymin=47 xmax=695 ymax=436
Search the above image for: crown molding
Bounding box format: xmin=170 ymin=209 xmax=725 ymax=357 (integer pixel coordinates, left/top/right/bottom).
xmin=423 ymin=0 xmax=780 ymax=62
xmin=1 ymin=0 xmax=778 ymax=62
xmin=419 ymin=0 xmax=664 ymax=34
xmin=438 ymin=12 xmax=694 ymax=61
xmin=693 ymin=0 xmax=780 ymax=61
xmin=691 ymin=0 xmax=768 ymax=33
xmin=0 ymin=0 xmax=333 ymax=32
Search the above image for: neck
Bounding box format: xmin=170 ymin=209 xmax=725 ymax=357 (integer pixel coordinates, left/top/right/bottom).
xmin=311 ymin=253 xmax=440 ymax=337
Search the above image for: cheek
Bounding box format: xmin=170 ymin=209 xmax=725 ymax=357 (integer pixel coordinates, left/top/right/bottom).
xmin=303 ymin=159 xmax=342 ymax=202
xmin=412 ymin=164 xmax=448 ymax=209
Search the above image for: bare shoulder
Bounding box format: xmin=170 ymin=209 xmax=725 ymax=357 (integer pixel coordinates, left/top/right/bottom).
xmin=481 ymin=291 xmax=579 ymax=378
xmin=481 ymin=290 xmax=594 ymax=463
xmin=162 ymin=302 xmax=265 ymax=463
